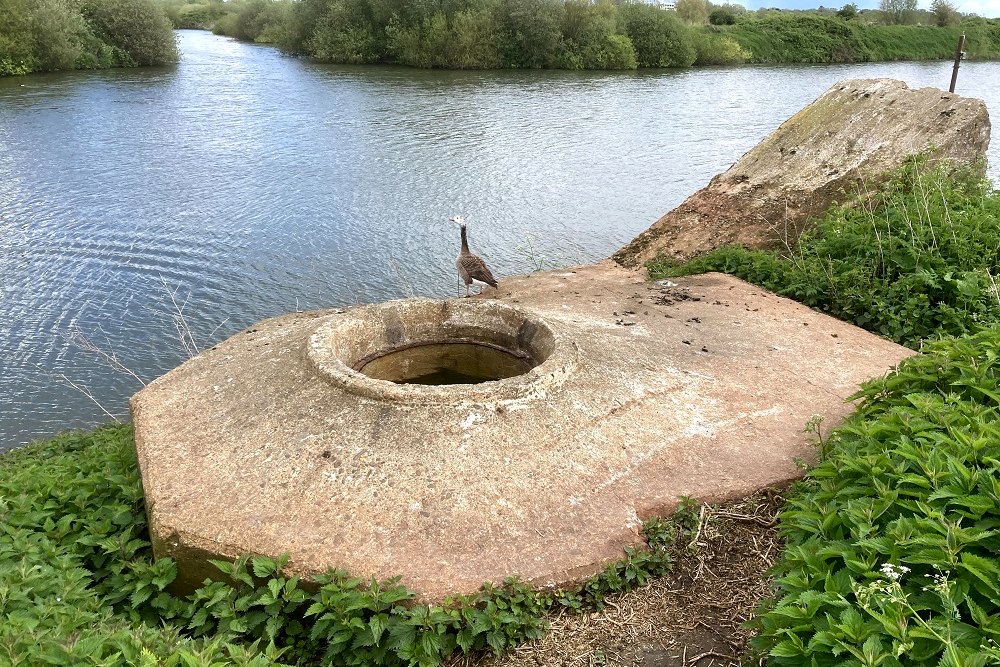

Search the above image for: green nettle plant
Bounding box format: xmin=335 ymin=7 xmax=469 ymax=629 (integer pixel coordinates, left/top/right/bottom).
xmin=0 ymin=425 xmax=680 ymax=666
xmin=753 ymin=331 xmax=1000 ymax=666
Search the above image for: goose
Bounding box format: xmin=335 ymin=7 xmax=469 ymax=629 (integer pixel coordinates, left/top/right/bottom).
xmin=449 ymin=216 xmax=498 ymax=297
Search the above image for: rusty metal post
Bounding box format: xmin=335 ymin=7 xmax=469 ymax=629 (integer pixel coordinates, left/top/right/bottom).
xmin=949 ymin=34 xmax=966 ymax=93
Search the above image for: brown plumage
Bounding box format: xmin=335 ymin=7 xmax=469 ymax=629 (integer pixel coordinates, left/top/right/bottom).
xmin=450 ymin=216 xmax=498 ymax=297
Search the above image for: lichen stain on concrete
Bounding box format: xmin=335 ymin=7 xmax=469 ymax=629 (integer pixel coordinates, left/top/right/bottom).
xmin=132 ymin=263 xmax=912 ymax=600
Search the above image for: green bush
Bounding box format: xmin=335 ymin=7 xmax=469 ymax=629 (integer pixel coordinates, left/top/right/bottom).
xmin=709 ymin=7 xmax=737 ymax=25
xmin=194 ymin=0 xmax=1000 ymax=70
xmin=159 ymin=0 xmax=230 ymax=30
xmin=559 ymin=0 xmax=636 ymax=70
xmin=649 ymin=160 xmax=1000 ymax=349
xmin=725 ymin=13 xmax=871 ymax=63
xmin=385 ymin=8 xmax=504 ymax=69
xmin=693 ymin=31 xmax=751 ymax=64
xmin=307 ymin=0 xmax=382 ymax=64
xmin=752 ymin=330 xmax=1000 ymax=666
xmin=0 ymin=426 xmax=283 ymax=665
xmin=0 ymin=0 xmax=37 ymax=74
xmin=618 ymin=2 xmax=696 ymax=67
xmin=81 ymin=0 xmax=178 ymax=66
xmin=497 ymin=0 xmax=566 ymax=68
xmin=0 ymin=0 xmax=177 ymax=75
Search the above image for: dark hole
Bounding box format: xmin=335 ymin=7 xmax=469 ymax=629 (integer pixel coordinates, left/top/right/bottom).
xmin=359 ymin=342 xmax=534 ymax=385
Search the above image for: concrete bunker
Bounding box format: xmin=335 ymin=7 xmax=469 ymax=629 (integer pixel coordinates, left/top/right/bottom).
xmin=131 ymin=266 xmax=912 ymax=600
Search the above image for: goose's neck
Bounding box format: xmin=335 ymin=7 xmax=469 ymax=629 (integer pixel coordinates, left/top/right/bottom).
xmin=460 ymin=226 xmax=469 ymax=252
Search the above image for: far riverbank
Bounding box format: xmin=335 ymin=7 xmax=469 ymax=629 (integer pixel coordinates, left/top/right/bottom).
xmin=179 ymin=0 xmax=1000 ymax=70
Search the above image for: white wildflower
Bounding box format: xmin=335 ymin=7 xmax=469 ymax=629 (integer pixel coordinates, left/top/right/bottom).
xmin=879 ymin=562 xmax=910 ymax=581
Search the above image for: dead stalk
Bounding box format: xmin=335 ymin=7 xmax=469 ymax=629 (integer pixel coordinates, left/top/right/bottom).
xmin=159 ymin=275 xmax=199 ymax=357
xmin=987 ymin=267 xmax=1000 ymax=307
xmin=64 ymin=327 xmax=146 ymax=386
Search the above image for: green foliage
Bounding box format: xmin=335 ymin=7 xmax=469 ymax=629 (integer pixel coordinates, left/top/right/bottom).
xmin=159 ymin=0 xmax=231 ymax=30
xmin=558 ymin=0 xmax=636 ymax=70
xmin=752 ymin=330 xmax=1000 ymax=666
xmin=0 ymin=424 xmax=693 ymax=666
xmin=931 ymin=0 xmax=960 ymax=27
xmin=0 ymin=0 xmax=177 ymax=75
xmin=497 ymin=0 xmax=566 ymax=68
xmin=693 ymin=31 xmax=751 ymax=64
xmin=307 ymin=0 xmax=383 ymax=64
xmin=837 ymin=3 xmax=858 ymax=20
xmin=83 ymin=0 xmax=179 ymax=66
xmin=649 ymin=160 xmax=1000 ymax=349
xmin=719 ymin=13 xmax=1000 ymax=64
xmin=619 ymin=2 xmax=696 ymax=67
xmin=879 ymin=0 xmax=918 ymax=25
xmin=0 ymin=425 xmax=282 ymax=665
xmin=187 ymin=0 xmax=1000 ymax=70
xmin=709 ymin=7 xmax=737 ymax=25
xmin=209 ymin=0 xmax=292 ymax=44
xmin=675 ymin=0 xmax=709 ymax=25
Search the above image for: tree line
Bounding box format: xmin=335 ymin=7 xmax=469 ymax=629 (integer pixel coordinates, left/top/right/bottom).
xmin=164 ymin=0 xmax=753 ymax=69
xmin=159 ymin=0 xmax=1000 ymax=71
xmin=0 ymin=0 xmax=178 ymax=76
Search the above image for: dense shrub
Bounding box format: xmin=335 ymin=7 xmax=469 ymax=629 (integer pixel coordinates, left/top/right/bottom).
xmin=693 ymin=31 xmax=751 ymax=64
xmin=160 ymin=0 xmax=229 ymax=29
xmin=558 ymin=0 xmax=636 ymax=69
xmin=194 ymin=0 xmax=1000 ymax=70
xmin=709 ymin=7 xmax=737 ymax=25
xmin=497 ymin=0 xmax=566 ymax=68
xmin=307 ymin=0 xmax=383 ymax=64
xmin=649 ymin=161 xmax=1000 ymax=349
xmin=725 ymin=13 xmax=871 ymax=63
xmin=619 ymin=2 xmax=696 ymax=67
xmin=83 ymin=0 xmax=178 ymax=66
xmin=0 ymin=0 xmax=177 ymax=75
xmin=721 ymin=13 xmax=1000 ymax=64
xmin=0 ymin=426 xmax=281 ymax=665
xmin=753 ymin=330 xmax=1000 ymax=665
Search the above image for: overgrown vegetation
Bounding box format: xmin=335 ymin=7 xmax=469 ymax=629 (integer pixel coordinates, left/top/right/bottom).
xmin=153 ymin=0 xmax=1000 ymax=70
xmin=648 ymin=160 xmax=1000 ymax=665
xmin=0 ymin=425 xmax=693 ymax=666
xmin=754 ymin=331 xmax=1000 ymax=665
xmin=649 ymin=161 xmax=1000 ymax=349
xmin=0 ymin=0 xmax=178 ymax=76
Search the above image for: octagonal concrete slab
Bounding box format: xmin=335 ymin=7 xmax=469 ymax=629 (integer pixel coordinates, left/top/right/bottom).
xmin=131 ymin=263 xmax=912 ymax=599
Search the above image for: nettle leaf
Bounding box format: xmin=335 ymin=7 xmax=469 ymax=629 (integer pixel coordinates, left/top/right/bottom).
xmin=960 ymin=553 xmax=1000 ymax=597
xmin=770 ymin=638 xmax=806 ymax=658
xmin=251 ymin=557 xmax=278 ymax=579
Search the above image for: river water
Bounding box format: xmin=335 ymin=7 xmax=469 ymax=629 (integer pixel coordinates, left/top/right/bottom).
xmin=0 ymin=30 xmax=997 ymax=449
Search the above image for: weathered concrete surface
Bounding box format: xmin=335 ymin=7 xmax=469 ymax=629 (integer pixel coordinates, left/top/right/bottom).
xmin=131 ymin=263 xmax=912 ymax=600
xmin=614 ymin=79 xmax=991 ymax=267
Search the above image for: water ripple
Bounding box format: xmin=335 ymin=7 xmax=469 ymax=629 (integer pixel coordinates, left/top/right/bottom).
xmin=0 ymin=31 xmax=998 ymax=448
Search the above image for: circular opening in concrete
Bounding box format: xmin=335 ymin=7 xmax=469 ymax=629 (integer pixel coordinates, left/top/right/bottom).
xmin=358 ymin=342 xmax=535 ymax=385
xmin=306 ymin=299 xmax=574 ymax=404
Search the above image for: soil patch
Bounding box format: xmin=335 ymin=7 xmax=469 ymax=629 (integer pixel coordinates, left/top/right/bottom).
xmin=449 ymin=493 xmax=784 ymax=667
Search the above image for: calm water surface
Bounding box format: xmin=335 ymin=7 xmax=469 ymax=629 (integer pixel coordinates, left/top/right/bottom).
xmin=1 ymin=30 xmax=998 ymax=449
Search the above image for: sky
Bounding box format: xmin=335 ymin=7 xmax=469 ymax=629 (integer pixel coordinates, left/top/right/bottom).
xmin=740 ymin=0 xmax=1000 ymax=16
